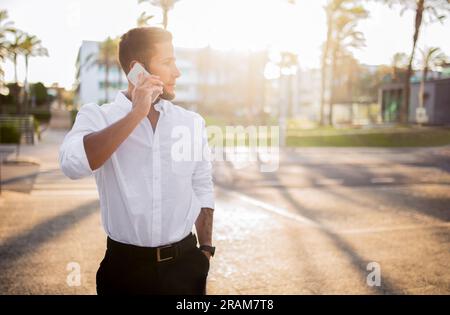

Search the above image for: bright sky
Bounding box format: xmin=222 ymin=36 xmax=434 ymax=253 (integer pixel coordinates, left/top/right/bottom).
xmin=2 ymin=0 xmax=449 ymax=89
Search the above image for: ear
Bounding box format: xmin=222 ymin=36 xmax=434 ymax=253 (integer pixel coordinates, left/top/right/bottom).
xmin=128 ymin=60 xmax=138 ymax=74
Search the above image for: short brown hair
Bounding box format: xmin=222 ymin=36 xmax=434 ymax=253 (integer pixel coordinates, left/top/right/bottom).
xmin=118 ymin=27 xmax=172 ymax=74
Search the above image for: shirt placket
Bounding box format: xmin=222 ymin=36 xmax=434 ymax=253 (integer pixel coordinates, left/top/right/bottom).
xmin=150 ymin=120 xmax=163 ymax=245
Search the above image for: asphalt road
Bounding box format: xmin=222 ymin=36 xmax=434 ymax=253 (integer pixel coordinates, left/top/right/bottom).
xmin=0 ymin=131 xmax=449 ymax=294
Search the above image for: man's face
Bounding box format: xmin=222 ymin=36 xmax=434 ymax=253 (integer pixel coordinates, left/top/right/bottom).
xmin=145 ymin=41 xmax=181 ymax=101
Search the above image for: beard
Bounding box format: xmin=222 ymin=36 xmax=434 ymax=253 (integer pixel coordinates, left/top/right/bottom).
xmin=151 ymin=86 xmax=175 ymax=105
xmin=160 ymin=87 xmax=175 ymax=101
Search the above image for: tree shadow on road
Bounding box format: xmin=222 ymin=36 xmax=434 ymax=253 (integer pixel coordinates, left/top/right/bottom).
xmin=256 ymin=169 xmax=401 ymax=294
xmin=0 ymin=199 xmax=99 ymax=288
xmin=292 ymin=156 xmax=450 ymax=223
xmin=0 ymin=167 xmax=61 ymax=194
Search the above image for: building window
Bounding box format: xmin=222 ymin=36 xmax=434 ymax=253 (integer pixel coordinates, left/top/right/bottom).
xmin=99 ymin=81 xmax=127 ymax=90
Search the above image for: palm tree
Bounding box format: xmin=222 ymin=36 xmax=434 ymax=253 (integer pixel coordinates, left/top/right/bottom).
xmin=5 ymin=31 xmax=26 ymax=114
xmin=22 ymin=34 xmax=48 ymax=92
xmin=327 ymin=2 xmax=368 ymax=125
xmin=0 ymin=10 xmax=16 ymax=86
xmin=137 ymin=11 xmax=155 ymax=27
xmin=320 ymin=0 xmax=366 ymax=126
xmin=391 ymin=52 xmax=409 ymax=82
xmin=381 ymin=0 xmax=449 ymax=123
xmin=85 ymin=37 xmax=118 ymax=102
xmin=278 ymin=51 xmax=298 ymax=118
xmin=112 ymin=37 xmax=124 ymax=90
xmin=320 ymin=1 xmax=336 ymax=126
xmin=6 ymin=30 xmax=25 ymax=83
xmin=138 ymin=0 xmax=181 ymax=29
xmin=21 ymin=34 xmax=48 ymax=114
xmin=418 ymin=47 xmax=447 ymax=109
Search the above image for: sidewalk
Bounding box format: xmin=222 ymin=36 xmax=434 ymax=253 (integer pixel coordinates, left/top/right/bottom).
xmin=0 ymin=129 xmax=103 ymax=294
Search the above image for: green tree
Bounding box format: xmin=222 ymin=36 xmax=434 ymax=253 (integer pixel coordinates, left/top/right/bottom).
xmin=391 ymin=52 xmax=409 ymax=82
xmin=21 ymin=34 xmax=48 ymax=114
xmin=138 ymin=0 xmax=181 ymax=29
xmin=0 ymin=10 xmax=16 ymax=86
xmin=320 ymin=0 xmax=367 ymax=126
xmin=6 ymin=30 xmax=26 ymax=114
xmin=381 ymin=0 xmax=449 ymax=123
xmin=85 ymin=37 xmax=119 ymax=102
xmin=137 ymin=11 xmax=155 ymax=27
xmin=30 ymin=82 xmax=48 ymax=106
xmin=418 ymin=46 xmax=447 ymax=108
xmin=6 ymin=30 xmax=25 ymax=84
xmin=327 ymin=1 xmax=368 ymax=125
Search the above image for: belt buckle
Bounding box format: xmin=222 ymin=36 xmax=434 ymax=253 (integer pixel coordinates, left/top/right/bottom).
xmin=157 ymin=245 xmax=173 ymax=262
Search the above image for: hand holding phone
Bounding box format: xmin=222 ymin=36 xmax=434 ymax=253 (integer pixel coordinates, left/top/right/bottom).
xmin=127 ymin=63 xmax=164 ymax=120
xmin=127 ymin=63 xmax=163 ymax=104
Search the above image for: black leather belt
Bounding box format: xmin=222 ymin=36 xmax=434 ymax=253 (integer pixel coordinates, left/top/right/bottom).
xmin=106 ymin=233 xmax=198 ymax=263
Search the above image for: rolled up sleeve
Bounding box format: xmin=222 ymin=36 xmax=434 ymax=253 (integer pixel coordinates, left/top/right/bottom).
xmin=59 ymin=103 xmax=105 ymax=180
xmin=192 ymin=117 xmax=215 ymax=210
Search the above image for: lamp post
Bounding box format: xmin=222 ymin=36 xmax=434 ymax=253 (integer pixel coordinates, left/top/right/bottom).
xmin=279 ymin=52 xmax=297 ymax=147
xmin=264 ymin=50 xmax=298 ymax=147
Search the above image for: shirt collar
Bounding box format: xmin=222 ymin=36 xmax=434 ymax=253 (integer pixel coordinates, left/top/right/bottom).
xmin=154 ymin=100 xmax=166 ymax=114
xmin=115 ymin=90 xmax=168 ymax=115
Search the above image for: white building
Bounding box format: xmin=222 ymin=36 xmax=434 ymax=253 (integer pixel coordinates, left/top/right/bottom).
xmin=74 ymin=40 xmax=199 ymax=108
xmin=296 ymin=68 xmax=322 ymax=120
xmin=74 ymin=41 xmax=126 ymax=107
xmin=74 ymin=41 xmax=328 ymax=122
xmin=171 ymin=47 xmax=200 ymax=110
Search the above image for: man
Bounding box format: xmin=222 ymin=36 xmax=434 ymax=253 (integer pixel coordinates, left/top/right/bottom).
xmin=59 ymin=27 xmax=215 ymax=295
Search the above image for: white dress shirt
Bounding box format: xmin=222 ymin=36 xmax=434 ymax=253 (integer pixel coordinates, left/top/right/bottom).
xmin=59 ymin=90 xmax=215 ymax=247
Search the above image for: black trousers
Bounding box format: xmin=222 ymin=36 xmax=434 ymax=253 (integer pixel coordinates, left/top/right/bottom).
xmin=96 ymin=233 xmax=210 ymax=295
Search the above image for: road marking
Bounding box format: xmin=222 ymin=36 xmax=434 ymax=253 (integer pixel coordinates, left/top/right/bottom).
xmin=370 ymin=177 xmax=395 ymax=184
xmin=338 ymin=222 xmax=450 ymax=234
xmin=226 ymin=189 xmax=450 ymax=235
xmin=227 ymin=190 xmax=319 ymax=228
xmin=32 ymin=184 xmax=97 ymax=190
xmin=315 ymin=178 xmax=344 ymax=186
xmin=31 ymin=190 xmax=98 ymax=196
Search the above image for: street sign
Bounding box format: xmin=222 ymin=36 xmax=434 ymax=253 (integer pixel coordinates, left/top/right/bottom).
xmin=416 ymin=107 xmax=429 ymax=124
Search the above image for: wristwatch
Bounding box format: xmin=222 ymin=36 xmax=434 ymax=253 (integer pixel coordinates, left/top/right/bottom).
xmin=199 ymin=245 xmax=216 ymax=257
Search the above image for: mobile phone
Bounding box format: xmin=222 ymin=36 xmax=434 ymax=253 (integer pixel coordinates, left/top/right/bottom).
xmin=127 ymin=63 xmax=162 ymax=103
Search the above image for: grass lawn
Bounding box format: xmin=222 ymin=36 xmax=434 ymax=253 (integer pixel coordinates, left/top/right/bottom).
xmin=206 ymin=124 xmax=450 ymax=148
xmin=286 ymin=126 xmax=450 ymax=147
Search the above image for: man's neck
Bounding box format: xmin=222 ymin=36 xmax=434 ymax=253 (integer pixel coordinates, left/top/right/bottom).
xmin=148 ymin=103 xmax=159 ymax=119
xmin=124 ymin=90 xmax=160 ymax=117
